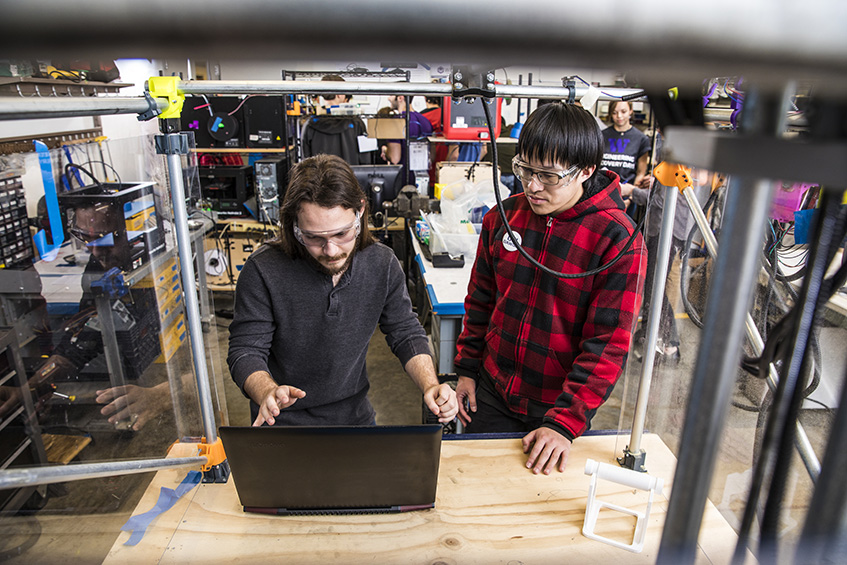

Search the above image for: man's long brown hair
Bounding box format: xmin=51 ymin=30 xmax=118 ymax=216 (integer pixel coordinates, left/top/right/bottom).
xmin=272 ymin=154 xmax=374 ymax=259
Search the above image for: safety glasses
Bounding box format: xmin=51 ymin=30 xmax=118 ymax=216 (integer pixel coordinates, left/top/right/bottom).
xmin=512 ymin=156 xmax=581 ymax=187
xmin=294 ymin=211 xmax=361 ymax=248
xmin=69 ymin=227 xmax=118 ymax=246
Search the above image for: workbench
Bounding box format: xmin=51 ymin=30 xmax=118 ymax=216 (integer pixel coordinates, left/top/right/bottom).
xmin=104 ymin=433 xmax=746 ymax=564
xmin=410 ymin=230 xmax=473 ymax=373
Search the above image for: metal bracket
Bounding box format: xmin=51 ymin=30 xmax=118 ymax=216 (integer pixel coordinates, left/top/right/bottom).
xmin=154 ymin=133 xmax=189 ymax=156
xmin=618 ymin=445 xmax=647 ymax=473
xmin=564 ymin=77 xmax=577 ymax=104
xmin=146 ymin=75 xmax=185 ymax=120
xmin=136 ymin=91 xmax=161 ymax=122
xmin=451 ymin=65 xmax=496 ymax=100
xmin=199 ymin=438 xmax=230 ymax=483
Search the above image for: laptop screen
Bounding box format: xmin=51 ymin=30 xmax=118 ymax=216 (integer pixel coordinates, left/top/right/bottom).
xmin=219 ymin=425 xmax=442 ymax=514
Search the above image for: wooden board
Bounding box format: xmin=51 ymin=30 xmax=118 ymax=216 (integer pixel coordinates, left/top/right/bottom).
xmin=42 ymin=433 xmax=91 ymax=465
xmin=104 ymin=434 xmax=750 ymax=564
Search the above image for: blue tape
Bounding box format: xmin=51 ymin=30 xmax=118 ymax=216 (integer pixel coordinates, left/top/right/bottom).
xmin=121 ymin=470 xmax=202 ymax=546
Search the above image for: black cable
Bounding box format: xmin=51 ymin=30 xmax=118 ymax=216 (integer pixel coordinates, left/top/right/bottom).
xmin=761 ymin=234 xmax=842 ymax=563
xmin=481 ymin=100 xmax=645 ymax=280
xmin=738 ymin=189 xmax=847 ymax=563
xmin=81 ymin=160 xmax=122 ymax=186
xmin=0 ymin=514 xmax=41 ymax=561
xmin=63 ymin=163 xmax=103 ymax=189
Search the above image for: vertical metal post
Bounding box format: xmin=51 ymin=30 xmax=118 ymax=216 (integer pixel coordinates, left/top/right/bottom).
xmin=657 ymin=175 xmax=774 ymax=563
xmin=797 ymin=362 xmax=847 ymax=563
xmin=404 ymin=95 xmax=411 ymax=184
xmin=659 ymin=84 xmax=796 ymax=563
xmin=624 ymin=184 xmax=679 ymax=470
xmin=93 ymin=294 xmax=128 ymax=393
xmin=159 ymin=133 xmax=218 ymax=443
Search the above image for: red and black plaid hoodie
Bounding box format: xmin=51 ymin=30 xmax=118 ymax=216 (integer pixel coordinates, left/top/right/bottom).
xmin=454 ymin=170 xmax=646 ymax=440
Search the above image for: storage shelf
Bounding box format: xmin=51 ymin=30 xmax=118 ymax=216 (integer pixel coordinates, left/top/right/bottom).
xmin=0 ymin=369 xmax=16 ymax=388
xmin=0 ymin=77 xmax=132 ymax=97
xmin=0 ymin=437 xmax=32 ymax=470
xmin=0 ymin=405 xmax=25 ymax=434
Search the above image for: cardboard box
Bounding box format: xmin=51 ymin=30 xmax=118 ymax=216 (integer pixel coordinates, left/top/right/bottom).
xmin=366 ymin=117 xmax=406 ymax=139
xmin=436 ymin=161 xmax=496 ymax=185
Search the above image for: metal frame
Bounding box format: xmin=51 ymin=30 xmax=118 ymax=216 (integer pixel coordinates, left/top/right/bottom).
xmin=0 ymin=72 xmax=844 ymax=561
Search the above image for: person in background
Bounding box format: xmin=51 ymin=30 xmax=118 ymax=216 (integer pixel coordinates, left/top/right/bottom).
xmin=301 ymin=75 xmax=370 ymax=165
xmin=380 ymin=95 xmax=433 ymax=166
xmin=600 ymin=100 xmax=650 ymax=214
xmin=630 ymin=142 xmax=707 ymax=363
xmin=453 ymin=102 xmax=646 ymax=474
xmin=228 ymin=154 xmax=458 ymax=427
xmin=421 ymin=96 xmax=449 ymax=190
xmin=420 ymin=96 xmax=443 ymax=133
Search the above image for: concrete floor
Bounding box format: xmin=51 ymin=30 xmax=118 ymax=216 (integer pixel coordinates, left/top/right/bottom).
xmin=1 ymin=289 xmax=844 ymax=563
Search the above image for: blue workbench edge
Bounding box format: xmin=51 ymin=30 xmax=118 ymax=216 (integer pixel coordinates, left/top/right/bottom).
xmin=426 ymin=284 xmax=465 ymax=316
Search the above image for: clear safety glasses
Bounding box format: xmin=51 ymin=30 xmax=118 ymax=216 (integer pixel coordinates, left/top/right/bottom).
xmin=512 ymin=156 xmax=581 ymax=187
xmin=293 ymin=211 xmax=361 ymax=248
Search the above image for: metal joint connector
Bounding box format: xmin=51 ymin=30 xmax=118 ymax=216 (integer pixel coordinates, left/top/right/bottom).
xmin=154 ymin=133 xmax=190 ymax=156
xmin=451 ymin=65 xmax=497 ymax=100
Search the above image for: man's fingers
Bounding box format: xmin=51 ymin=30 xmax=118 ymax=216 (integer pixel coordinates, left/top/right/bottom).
xmin=530 ymin=444 xmax=555 ymax=474
xmin=558 ymin=449 xmax=569 ymax=472
xmin=253 ymin=411 xmax=274 ymax=427
xmin=541 ymin=447 xmax=560 ymax=475
xmin=522 ymin=429 xmax=538 ymax=453
xmin=465 ymin=389 xmax=477 ymax=413
xmin=95 ymin=389 xmax=116 ymax=403
xmin=424 ymin=394 xmax=441 ymax=417
xmin=276 ymin=386 xmax=306 ymax=409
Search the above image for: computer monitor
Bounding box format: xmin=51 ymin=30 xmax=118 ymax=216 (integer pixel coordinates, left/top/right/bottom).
xmin=350 ymin=165 xmax=406 ymax=227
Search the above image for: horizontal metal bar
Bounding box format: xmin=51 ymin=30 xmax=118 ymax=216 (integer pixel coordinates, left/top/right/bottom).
xmin=179 ymin=79 xmax=643 ymax=101
xmin=180 ymin=79 xmax=450 ymax=97
xmin=0 ymin=97 xmax=167 ymax=121
xmin=0 ymin=82 xmax=644 ymax=122
xmin=665 ymin=126 xmax=847 ymax=186
xmin=0 ymin=456 xmax=207 ymax=489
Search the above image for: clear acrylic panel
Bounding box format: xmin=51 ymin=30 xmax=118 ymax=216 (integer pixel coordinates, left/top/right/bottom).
xmin=0 ymin=134 xmax=228 ymax=561
xmin=612 ymin=166 xmax=846 ymax=561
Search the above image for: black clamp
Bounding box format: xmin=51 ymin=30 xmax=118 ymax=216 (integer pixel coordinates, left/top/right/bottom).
xmin=451 ymin=65 xmax=497 ymax=100
xmin=564 ymin=77 xmax=577 ymax=104
xmin=137 ymin=91 xmax=161 ymax=122
xmin=154 ymin=133 xmax=190 ymax=156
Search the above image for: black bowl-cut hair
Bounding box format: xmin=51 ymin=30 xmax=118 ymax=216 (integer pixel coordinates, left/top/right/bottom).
xmin=516 ymin=102 xmax=604 ymax=180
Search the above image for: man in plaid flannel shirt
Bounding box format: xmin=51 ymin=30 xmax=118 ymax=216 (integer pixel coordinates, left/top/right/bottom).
xmin=454 ymin=103 xmax=646 ymax=474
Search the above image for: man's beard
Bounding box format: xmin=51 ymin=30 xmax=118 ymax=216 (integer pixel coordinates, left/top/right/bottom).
xmin=308 ymin=244 xmax=357 ymax=276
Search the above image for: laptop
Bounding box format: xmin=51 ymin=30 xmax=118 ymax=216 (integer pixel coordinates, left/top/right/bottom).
xmin=218 ymin=425 xmax=443 ymax=515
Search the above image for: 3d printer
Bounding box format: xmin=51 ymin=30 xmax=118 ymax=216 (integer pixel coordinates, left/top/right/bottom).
xmin=57 ymin=181 xmax=165 ymax=272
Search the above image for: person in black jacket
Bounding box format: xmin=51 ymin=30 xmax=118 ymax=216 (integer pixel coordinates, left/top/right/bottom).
xmin=301 ymin=75 xmax=370 ymax=165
